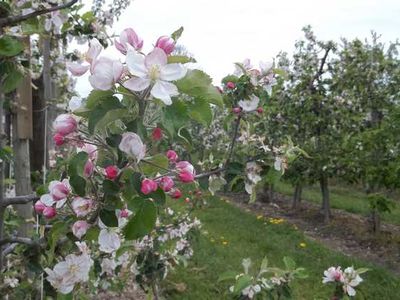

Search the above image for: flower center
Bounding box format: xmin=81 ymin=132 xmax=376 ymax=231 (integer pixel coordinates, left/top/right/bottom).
xmin=149 ymin=64 xmax=161 ymax=81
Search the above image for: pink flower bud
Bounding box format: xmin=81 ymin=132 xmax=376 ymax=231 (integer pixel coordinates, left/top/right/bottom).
xmin=170 ymin=188 xmax=182 ymax=199
xmin=257 ymin=107 xmax=264 ymax=114
xmin=184 ymin=197 xmax=191 ymax=203
xmin=53 ymin=114 xmax=77 ymax=136
xmin=84 ymin=160 xmax=94 ymax=177
xmin=72 ymin=197 xmax=93 ymax=217
xmin=178 ymin=170 xmax=195 ymax=183
xmin=115 ymin=28 xmax=143 ymax=54
xmin=217 ymin=86 xmax=223 ymax=94
xmin=226 ymin=81 xmax=235 ymax=89
xmin=48 ymin=179 xmax=71 ymax=201
xmin=152 ymin=127 xmax=163 ymax=141
xmin=43 ymin=207 xmax=57 ymax=219
xmin=176 ymin=161 xmax=195 ymax=174
xmin=232 ymin=107 xmax=242 ymax=114
xmin=119 ymin=209 xmax=130 ymax=218
xmin=53 ymin=133 xmax=65 ymax=146
xmin=166 ymin=150 xmax=178 ymax=162
xmin=34 ymin=200 xmax=46 ymax=214
xmin=155 ymin=36 xmax=175 ymax=55
xmin=159 ymin=176 xmax=174 ymax=192
xmin=141 ymin=179 xmax=158 ymax=195
xmin=79 ymin=144 xmax=98 ymax=161
xmin=72 ymin=220 xmax=89 ymax=239
xmin=105 ymin=165 xmax=119 ymax=180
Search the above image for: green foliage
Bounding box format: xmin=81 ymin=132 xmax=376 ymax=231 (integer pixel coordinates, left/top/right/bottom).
xmin=0 ymin=35 xmax=24 ymax=56
xmin=124 ymin=198 xmax=157 ymax=240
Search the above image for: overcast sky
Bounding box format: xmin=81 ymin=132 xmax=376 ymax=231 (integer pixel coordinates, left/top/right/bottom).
xmin=75 ymin=0 xmax=400 ymax=96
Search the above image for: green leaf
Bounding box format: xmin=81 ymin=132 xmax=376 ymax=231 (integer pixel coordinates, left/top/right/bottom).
xmin=356 ymin=268 xmax=369 ymax=274
xmin=69 ymin=152 xmax=88 ymax=177
xmin=69 ymin=175 xmax=86 ymax=196
xmin=162 ymin=100 xmax=188 ymax=137
xmin=124 ymin=199 xmax=157 ymax=240
xmin=85 ymin=227 xmax=100 ymax=241
xmin=233 ymin=274 xmax=252 ymax=294
xmin=85 ymin=90 xmax=115 ymax=109
xmin=167 ymin=55 xmax=196 ymax=64
xmin=140 ymin=154 xmax=169 ymax=176
xmin=103 ymin=179 xmax=120 ymax=195
xmin=48 ymin=222 xmax=69 ymax=264
xmin=177 ymin=127 xmax=192 ymax=150
xmin=217 ymin=271 xmax=237 ymax=282
xmin=0 ymin=36 xmax=23 ymax=57
xmin=0 ymin=61 xmax=23 ymax=93
xmin=283 ymin=256 xmax=296 ymax=270
xmin=187 ymin=98 xmax=212 ymax=126
xmin=260 ymin=256 xmax=269 ymax=272
xmin=146 ymin=188 xmax=166 ymax=206
xmin=171 ymin=26 xmax=184 ymax=41
xmin=99 ymin=209 xmax=119 ymax=227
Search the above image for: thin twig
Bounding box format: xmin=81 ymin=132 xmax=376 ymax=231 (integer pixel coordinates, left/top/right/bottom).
xmin=2 ymin=194 xmax=38 ymax=207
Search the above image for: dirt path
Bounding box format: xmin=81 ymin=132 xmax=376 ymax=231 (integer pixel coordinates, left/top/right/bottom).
xmin=223 ymin=191 xmax=400 ymax=275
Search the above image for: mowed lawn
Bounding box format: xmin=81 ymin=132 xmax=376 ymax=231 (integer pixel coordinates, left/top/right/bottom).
xmin=165 ymin=196 xmax=400 ymax=299
xmin=274 ymin=181 xmax=400 ymax=226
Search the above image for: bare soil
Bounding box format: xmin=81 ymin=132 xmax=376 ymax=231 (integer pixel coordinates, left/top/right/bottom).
xmin=223 ymin=191 xmax=400 ymax=275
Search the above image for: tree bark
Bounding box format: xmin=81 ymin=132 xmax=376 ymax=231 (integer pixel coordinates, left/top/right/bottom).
xmin=320 ymin=174 xmax=331 ymax=223
xmin=292 ymin=183 xmax=302 ymax=210
xmin=0 ymin=92 xmax=6 ymax=269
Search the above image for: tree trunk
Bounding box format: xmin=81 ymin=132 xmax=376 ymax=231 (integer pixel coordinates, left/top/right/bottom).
xmin=269 ymin=184 xmax=274 ymax=203
xmin=320 ymin=174 xmax=331 ymax=223
xmin=292 ymin=183 xmax=302 ymax=210
xmin=372 ymin=209 xmax=381 ymax=234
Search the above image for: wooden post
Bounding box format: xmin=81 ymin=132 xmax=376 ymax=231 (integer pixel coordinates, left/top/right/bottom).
xmin=12 ymin=37 xmax=33 ymax=237
xmin=0 ymin=92 xmax=6 ymax=269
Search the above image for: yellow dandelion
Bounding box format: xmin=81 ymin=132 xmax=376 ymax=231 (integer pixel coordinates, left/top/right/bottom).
xmin=257 ymin=215 xmax=263 ymax=220
xmin=222 ymin=241 xmax=228 ymax=245
xmin=299 ymin=242 xmax=307 ymax=248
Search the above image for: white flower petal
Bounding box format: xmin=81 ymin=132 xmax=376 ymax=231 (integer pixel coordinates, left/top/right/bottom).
xmin=89 ymin=74 xmax=113 ymax=91
xmin=126 ymin=50 xmax=147 ymax=77
xmin=160 ymin=63 xmax=187 ymax=81
xmin=124 ymin=77 xmax=151 ymax=92
xmin=151 ymin=81 xmax=179 ymax=105
xmin=145 ymin=48 xmax=167 ymax=68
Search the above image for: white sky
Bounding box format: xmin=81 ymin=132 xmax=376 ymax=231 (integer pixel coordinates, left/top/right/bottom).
xmin=75 ymin=0 xmax=400 ymax=96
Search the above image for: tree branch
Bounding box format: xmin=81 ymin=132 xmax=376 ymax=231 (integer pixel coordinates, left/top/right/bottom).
xmin=308 ymin=46 xmax=332 ymax=90
xmin=224 ymin=115 xmax=242 ymax=168
xmin=0 ymin=0 xmax=78 ymax=28
xmin=1 ymin=194 xmax=39 ymax=207
xmin=0 ymin=236 xmax=37 ymax=247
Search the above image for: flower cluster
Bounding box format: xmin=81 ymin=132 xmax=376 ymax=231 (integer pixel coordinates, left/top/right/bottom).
xmin=322 ymin=266 xmax=367 ymax=297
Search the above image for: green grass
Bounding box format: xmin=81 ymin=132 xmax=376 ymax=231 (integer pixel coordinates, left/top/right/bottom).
xmin=274 ymin=181 xmax=400 ymax=226
xmin=165 ymin=196 xmax=400 ymax=299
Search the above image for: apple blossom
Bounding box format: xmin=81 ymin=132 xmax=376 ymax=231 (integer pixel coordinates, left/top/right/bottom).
xmin=226 ymin=81 xmax=235 ymax=89
xmin=232 ymin=107 xmax=242 ymax=114
xmin=49 ymin=179 xmax=71 ymax=201
xmin=170 ymin=188 xmax=182 ymax=199
xmin=124 ymin=47 xmax=187 ymax=105
xmin=115 ymin=28 xmax=143 ymax=54
xmin=178 ymin=171 xmax=195 ymax=183
xmin=40 ymin=193 xmax=55 ymax=207
xmin=78 ymin=143 xmax=98 ymax=161
xmin=105 ymin=165 xmax=119 ymax=180
xmin=34 ymin=200 xmax=46 ymax=214
xmin=43 ymin=207 xmax=57 ymax=219
xmin=66 ymin=38 xmax=103 ymax=76
xmin=89 ymin=57 xmax=123 ymax=91
xmin=155 ymin=36 xmax=175 ymax=55
xmin=257 ymin=107 xmax=264 ymax=114
xmin=141 ymin=178 xmax=158 ymax=194
xmin=72 ymin=220 xmax=90 ymax=239
xmin=101 ymin=258 xmax=117 ymax=276
xmin=53 ymin=133 xmax=65 ymax=146
xmin=71 ymin=197 xmax=93 ymax=217
xmin=152 ymin=127 xmax=163 ymax=141
xmin=66 ymin=62 xmax=90 ymax=76
xmin=98 ymin=229 xmax=121 ymax=253
xmin=53 ymin=114 xmax=77 ymax=136
xmin=119 ymin=132 xmax=146 ymax=161
xmin=238 ymin=95 xmax=260 ymax=112
xmin=159 ymin=176 xmax=174 ymax=192
xmin=176 ymin=161 xmax=195 ymax=174
xmin=68 ymin=96 xmax=82 ymax=112
xmin=166 ymin=150 xmax=178 ymax=162
xmin=323 ymin=266 xmax=343 ymax=284
xmin=83 ymin=160 xmax=94 ymax=177
xmin=119 ymin=209 xmax=130 ymax=218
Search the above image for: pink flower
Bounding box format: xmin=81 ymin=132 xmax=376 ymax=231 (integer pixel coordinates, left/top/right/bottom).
xmin=43 ymin=207 xmax=57 ymax=219
xmin=178 ymin=170 xmax=195 ymax=183
xmin=176 ymin=161 xmax=195 ymax=174
xmin=48 ymin=179 xmax=71 ymax=201
xmin=67 ymin=38 xmax=103 ymax=76
xmin=170 ymin=189 xmax=182 ymax=199
xmin=155 ymin=36 xmax=175 ymax=55
xmin=115 ymin=28 xmax=143 ymax=55
xmin=79 ymin=144 xmax=98 ymax=161
xmin=119 ymin=132 xmax=146 ymax=161
xmin=66 ymin=62 xmax=90 ymax=76
xmin=226 ymin=81 xmax=235 ymax=89
xmin=72 ymin=197 xmax=93 ymax=217
xmin=89 ymin=57 xmax=123 ymax=91
xmin=72 ymin=220 xmax=89 ymax=239
xmin=105 ymin=165 xmax=119 ymax=180
xmin=53 ymin=133 xmax=65 ymax=146
xmin=159 ymin=176 xmax=174 ymax=192
xmin=232 ymin=107 xmax=242 ymax=114
xmin=141 ymin=179 xmax=158 ymax=195
xmin=34 ymin=200 xmax=46 ymax=214
xmin=53 ymin=114 xmax=77 ymax=136
xmin=83 ymin=160 xmax=94 ymax=177
xmin=119 ymin=209 xmax=130 ymax=218
xmin=257 ymin=107 xmax=264 ymax=114
xmin=166 ymin=150 xmax=178 ymax=162
xmin=152 ymin=127 xmax=163 ymax=141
